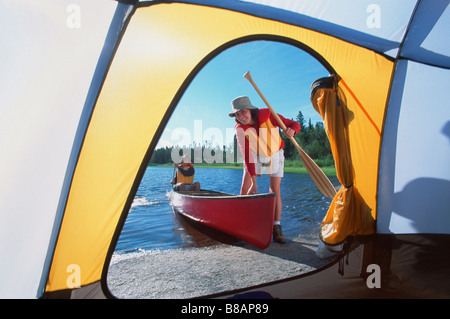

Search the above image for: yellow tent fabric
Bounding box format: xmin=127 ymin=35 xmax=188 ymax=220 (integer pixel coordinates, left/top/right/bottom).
xmin=312 ymin=77 xmax=375 ymax=245
xmin=46 ymin=3 xmax=393 ymax=292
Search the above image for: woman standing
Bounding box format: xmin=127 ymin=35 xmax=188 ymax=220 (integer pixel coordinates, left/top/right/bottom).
xmin=229 ymin=96 xmax=300 ymax=244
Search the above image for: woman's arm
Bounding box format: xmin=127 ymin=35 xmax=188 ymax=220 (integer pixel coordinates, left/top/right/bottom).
xmin=235 ymin=126 xmax=256 ymax=177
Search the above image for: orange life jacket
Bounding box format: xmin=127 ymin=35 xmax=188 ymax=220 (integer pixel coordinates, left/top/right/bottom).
xmin=176 ymin=164 xmax=195 ymax=184
xmin=244 ymin=111 xmax=282 ymax=157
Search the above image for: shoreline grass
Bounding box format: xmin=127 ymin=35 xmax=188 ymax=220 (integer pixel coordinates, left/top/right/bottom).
xmin=148 ymin=161 xmax=336 ymax=177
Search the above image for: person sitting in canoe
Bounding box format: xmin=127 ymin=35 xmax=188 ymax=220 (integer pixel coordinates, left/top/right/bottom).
xmin=171 ymin=155 xmax=201 ymax=192
xmin=229 ymin=96 xmax=300 ymax=244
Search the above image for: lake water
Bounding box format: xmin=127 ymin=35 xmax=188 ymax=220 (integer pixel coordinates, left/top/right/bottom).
xmin=113 ymin=166 xmax=340 ymax=253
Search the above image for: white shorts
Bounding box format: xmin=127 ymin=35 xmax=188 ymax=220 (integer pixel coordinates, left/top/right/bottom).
xmin=252 ymin=149 xmax=285 ymax=177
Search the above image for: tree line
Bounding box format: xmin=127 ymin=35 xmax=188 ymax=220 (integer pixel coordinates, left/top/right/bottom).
xmin=150 ymin=111 xmax=333 ymax=167
xmin=282 ymin=111 xmax=334 ymax=167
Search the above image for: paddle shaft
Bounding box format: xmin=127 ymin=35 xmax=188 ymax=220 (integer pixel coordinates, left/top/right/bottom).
xmin=243 ymin=71 xmax=337 ymax=199
xmin=172 ymin=165 xmax=177 ymax=189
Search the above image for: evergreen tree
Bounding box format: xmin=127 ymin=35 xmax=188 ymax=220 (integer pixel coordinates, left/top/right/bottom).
xmin=296 ymin=111 xmax=305 ymax=128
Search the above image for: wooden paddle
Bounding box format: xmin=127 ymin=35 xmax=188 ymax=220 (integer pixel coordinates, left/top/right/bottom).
xmin=244 ymin=71 xmax=337 ymax=199
xmin=171 ymin=165 xmax=177 ymax=189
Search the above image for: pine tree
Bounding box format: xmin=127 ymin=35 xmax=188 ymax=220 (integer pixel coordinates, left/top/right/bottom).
xmin=296 ymin=111 xmax=305 ymax=128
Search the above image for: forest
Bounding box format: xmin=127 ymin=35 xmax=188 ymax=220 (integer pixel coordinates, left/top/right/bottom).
xmin=150 ymin=111 xmax=333 ymax=168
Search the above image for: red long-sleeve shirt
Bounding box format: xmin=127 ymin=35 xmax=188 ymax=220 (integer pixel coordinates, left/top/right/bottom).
xmin=235 ymin=108 xmax=300 ymax=176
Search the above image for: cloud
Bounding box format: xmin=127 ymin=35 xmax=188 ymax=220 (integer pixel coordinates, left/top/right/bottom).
xmin=155 ymin=139 xmax=173 ymax=149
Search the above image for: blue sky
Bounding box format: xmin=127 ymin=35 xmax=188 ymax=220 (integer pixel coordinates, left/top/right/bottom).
xmin=157 ymin=41 xmax=329 ymax=149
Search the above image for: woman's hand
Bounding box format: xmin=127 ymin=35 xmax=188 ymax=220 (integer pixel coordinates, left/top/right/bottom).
xmin=283 ymin=127 xmax=295 ymax=139
xmin=246 ymin=176 xmax=258 ymax=195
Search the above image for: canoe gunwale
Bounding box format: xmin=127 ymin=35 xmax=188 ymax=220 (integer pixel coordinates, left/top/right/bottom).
xmin=173 ymin=189 xmax=277 ymax=200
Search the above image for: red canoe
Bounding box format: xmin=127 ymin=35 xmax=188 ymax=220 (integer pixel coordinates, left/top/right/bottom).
xmin=169 ymin=190 xmax=276 ymax=249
